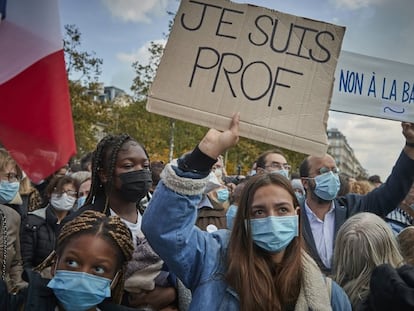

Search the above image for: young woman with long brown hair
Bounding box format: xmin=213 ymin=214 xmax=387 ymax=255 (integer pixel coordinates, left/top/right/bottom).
xmin=142 ymin=114 xmax=351 ymax=311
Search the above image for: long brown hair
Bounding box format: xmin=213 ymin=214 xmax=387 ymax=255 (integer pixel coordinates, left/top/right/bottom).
xmin=226 ymin=173 xmax=303 ymax=311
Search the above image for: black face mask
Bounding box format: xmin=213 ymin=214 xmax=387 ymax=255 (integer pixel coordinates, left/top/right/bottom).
xmin=117 ymin=170 xmax=152 ymax=203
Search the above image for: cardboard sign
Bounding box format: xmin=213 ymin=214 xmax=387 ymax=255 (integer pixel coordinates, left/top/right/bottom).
xmin=147 ymin=0 xmax=345 ymax=155
xmin=331 ymin=51 xmax=414 ymax=122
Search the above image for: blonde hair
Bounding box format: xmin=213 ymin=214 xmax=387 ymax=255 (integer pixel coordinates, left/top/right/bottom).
xmin=397 ymin=226 xmax=414 ymax=265
xmin=333 ymin=212 xmax=404 ymax=308
xmin=349 ymin=180 xmax=374 ymax=195
xmin=19 ymin=175 xmax=32 ymax=195
xmin=0 ymin=148 xmax=22 ymax=178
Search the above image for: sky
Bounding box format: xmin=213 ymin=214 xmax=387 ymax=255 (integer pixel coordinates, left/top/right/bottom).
xmin=59 ymin=0 xmax=414 ymax=181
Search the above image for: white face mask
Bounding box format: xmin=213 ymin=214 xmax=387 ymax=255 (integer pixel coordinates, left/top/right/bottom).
xmin=51 ymin=193 xmax=76 ymax=211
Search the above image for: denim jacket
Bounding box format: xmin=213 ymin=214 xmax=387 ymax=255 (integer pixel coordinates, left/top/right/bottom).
xmin=142 ymin=164 xmax=351 ymax=311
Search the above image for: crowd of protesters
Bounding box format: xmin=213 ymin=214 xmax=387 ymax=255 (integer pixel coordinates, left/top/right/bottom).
xmin=0 ymin=115 xmax=414 ymax=310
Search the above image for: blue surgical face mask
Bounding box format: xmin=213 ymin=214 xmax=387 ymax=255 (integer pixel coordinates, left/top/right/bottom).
xmin=270 ymin=169 xmax=289 ymax=179
xmin=77 ymin=196 xmax=87 ymax=209
xmin=226 ymin=204 xmax=238 ymax=230
xmin=47 ymin=270 xmax=111 ymax=311
xmin=216 ymin=188 xmax=229 ymax=202
xmin=0 ymin=181 xmax=20 ymax=204
xmin=312 ymin=171 xmax=340 ymax=201
xmin=295 ymin=192 xmax=305 ymax=204
xmin=249 ymin=215 xmax=299 ymax=253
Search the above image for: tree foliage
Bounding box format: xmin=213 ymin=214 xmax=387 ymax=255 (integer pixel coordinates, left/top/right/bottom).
xmin=131 ymin=42 xmax=164 ymax=101
xmin=64 ymin=24 xmax=102 ymax=83
xmin=64 ymin=24 xmax=110 ymax=157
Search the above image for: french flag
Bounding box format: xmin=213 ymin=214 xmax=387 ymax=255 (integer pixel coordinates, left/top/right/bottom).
xmin=0 ymin=0 xmax=76 ymax=183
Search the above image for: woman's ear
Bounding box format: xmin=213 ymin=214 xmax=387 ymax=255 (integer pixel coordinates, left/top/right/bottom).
xmin=295 ymin=206 xmax=300 ymax=214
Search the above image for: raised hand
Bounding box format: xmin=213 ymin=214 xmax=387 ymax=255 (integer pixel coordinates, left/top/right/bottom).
xmin=402 ymin=122 xmax=414 ymax=159
xmin=402 ymin=122 xmax=414 ymax=143
xmin=198 ymin=113 xmax=240 ymax=160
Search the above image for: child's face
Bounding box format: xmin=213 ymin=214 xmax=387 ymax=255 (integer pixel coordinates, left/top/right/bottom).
xmin=55 ymin=234 xmax=119 ymax=280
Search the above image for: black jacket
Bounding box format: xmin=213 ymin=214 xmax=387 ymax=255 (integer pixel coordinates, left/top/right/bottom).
xmin=20 ymin=205 xmax=68 ymax=269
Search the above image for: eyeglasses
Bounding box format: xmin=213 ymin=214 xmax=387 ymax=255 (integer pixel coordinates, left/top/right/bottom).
xmin=303 ymin=166 xmax=339 ymax=179
xmin=264 ymin=162 xmax=291 ymax=171
xmin=55 ymin=189 xmax=78 ymax=198
xmin=311 ymin=167 xmax=340 ymax=177
xmin=0 ymin=172 xmax=21 ymax=182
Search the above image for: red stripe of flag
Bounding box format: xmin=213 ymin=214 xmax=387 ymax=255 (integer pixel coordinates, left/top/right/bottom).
xmin=0 ymin=50 xmax=76 ymax=183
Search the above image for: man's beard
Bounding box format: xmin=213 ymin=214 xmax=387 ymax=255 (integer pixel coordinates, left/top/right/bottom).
xmin=307 ymin=180 xmax=332 ymax=204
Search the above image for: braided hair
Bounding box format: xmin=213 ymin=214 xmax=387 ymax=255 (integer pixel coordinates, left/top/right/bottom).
xmin=35 ymin=210 xmax=134 ymax=303
xmin=86 ymin=134 xmax=149 ymax=213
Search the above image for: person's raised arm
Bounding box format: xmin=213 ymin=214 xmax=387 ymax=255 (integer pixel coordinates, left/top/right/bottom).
xmin=402 ymin=122 xmax=414 ymax=159
xmin=142 ymin=113 xmax=240 ymax=290
xmin=346 ymin=122 xmax=414 ymax=217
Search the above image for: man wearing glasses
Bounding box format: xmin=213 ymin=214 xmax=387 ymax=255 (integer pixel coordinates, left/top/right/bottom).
xmin=255 ymin=149 xmax=291 ymax=179
xmin=299 ymin=122 xmax=414 ymax=274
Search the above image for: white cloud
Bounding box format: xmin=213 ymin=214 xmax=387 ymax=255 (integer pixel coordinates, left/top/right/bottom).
xmin=116 ymin=39 xmax=167 ymax=64
xmin=101 ymin=0 xmax=169 ymax=23
xmin=333 ymin=0 xmax=387 ymax=10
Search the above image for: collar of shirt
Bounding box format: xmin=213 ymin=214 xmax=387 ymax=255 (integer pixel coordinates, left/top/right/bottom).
xmin=303 ymin=200 xmax=336 ymax=268
xmin=304 ymin=200 xmax=336 ymax=222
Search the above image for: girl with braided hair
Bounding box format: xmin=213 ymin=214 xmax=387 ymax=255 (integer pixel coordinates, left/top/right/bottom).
xmin=67 ymin=134 xmax=183 ymax=310
xmin=1 ymin=210 xmax=142 ymax=310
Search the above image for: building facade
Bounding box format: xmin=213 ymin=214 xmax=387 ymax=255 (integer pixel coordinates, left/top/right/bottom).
xmin=327 ymin=128 xmax=368 ymax=178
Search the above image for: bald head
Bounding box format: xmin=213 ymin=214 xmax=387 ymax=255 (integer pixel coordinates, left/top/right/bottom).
xmin=300 ymin=154 xmax=337 ymax=178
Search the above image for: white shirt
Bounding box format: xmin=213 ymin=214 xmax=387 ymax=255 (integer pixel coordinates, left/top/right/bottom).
xmin=304 ymin=201 xmax=336 ymax=268
xmin=110 ymin=208 xmax=142 ymax=247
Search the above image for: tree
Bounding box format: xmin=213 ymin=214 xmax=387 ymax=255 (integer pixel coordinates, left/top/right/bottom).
xmin=63 ymin=24 xmax=110 ymax=157
xmin=131 ymin=41 xmax=164 ymax=102
xmin=64 ymin=24 xmax=102 ymax=83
